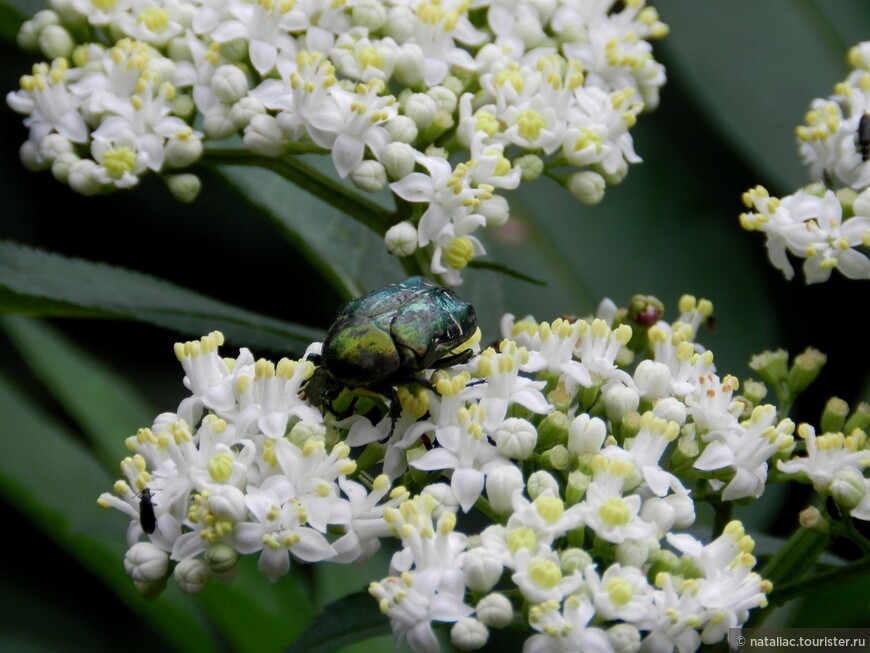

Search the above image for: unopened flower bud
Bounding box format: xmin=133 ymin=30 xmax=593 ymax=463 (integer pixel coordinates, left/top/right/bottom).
xmin=165 ymin=173 xmax=202 ymax=203
xmin=404 ymin=93 xmax=438 ymax=128
xmin=289 ymin=420 xmax=326 ymax=448
xmin=514 ymin=153 xmax=544 ymax=182
xmin=493 ymin=418 xmax=537 ymax=460
xmin=52 ymin=151 xmax=80 ymax=183
xmin=203 ymin=105 xmax=238 ymax=140
xmin=451 ymin=618 xmax=488 ymax=651
xmin=666 ymin=492 xmax=695 ymax=529
xmin=39 ymin=133 xmax=73 ymax=163
xmin=230 ymin=96 xmax=265 ymax=128
xmin=205 ymin=543 xmax=240 ymax=574
xmin=527 ymin=470 xmax=559 ymax=499
xmin=427 ymin=85 xmax=458 ymax=113
xmin=380 ymin=141 xmax=416 ymax=179
xmin=567 ymin=171 xmax=606 ymax=205
xmin=211 ymin=65 xmax=248 ymax=103
xmin=560 ymin=547 xmax=592 ymax=574
xmin=485 ymin=464 xmax=524 ymax=514
xmin=165 ymin=133 xmax=203 ymax=168
xmin=787 ymin=348 xmax=826 ymax=396
xmin=604 ymin=384 xmax=640 ymax=423
xmin=171 ymin=94 xmax=196 ymax=120
xmin=478 ymin=195 xmax=510 ymax=227
xmin=385 ymin=5 xmax=415 ymax=41
xmin=601 ymin=160 xmax=629 ymax=185
xmin=174 ymin=558 xmax=211 ymax=594
xmin=243 ymin=114 xmax=285 ymax=156
xmin=352 ymin=0 xmax=386 ymax=30
xmin=68 ymin=159 xmax=104 ymax=196
xmin=831 ymin=468 xmax=866 ymax=510
xmin=17 ymin=21 xmax=40 ymax=51
xmin=463 ymin=547 xmax=503 ymax=592
xmin=385 ymin=221 xmax=418 ymax=257
xmin=207 ymin=486 xmax=247 ymax=522
xmin=476 ymin=593 xmax=514 ymax=629
xmin=422 ymin=482 xmax=460 ymax=516
xmin=350 ymin=160 xmax=387 ymax=192
xmin=640 ymin=497 xmax=674 ymax=533
xmin=652 ymin=397 xmax=686 ymax=425
xmin=38 ymin=24 xmax=74 ymax=59
xmin=634 ymin=360 xmax=671 ymax=400
xmin=219 ymin=37 xmax=248 ymax=63
xmin=608 ymin=623 xmax=641 ymax=653
xmin=124 ymin=542 xmax=169 ymax=583
xmin=568 ymin=414 xmax=607 ymax=456
xmin=384 ymin=115 xmax=418 ymax=143
xmin=615 ymin=537 xmax=658 ymax=568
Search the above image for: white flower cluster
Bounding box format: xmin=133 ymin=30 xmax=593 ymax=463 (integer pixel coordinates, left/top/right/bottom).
xmin=8 ymin=0 xmax=668 ymax=283
xmin=99 ymin=290 xmax=870 ymax=652
xmin=739 ymin=41 xmax=870 ymax=284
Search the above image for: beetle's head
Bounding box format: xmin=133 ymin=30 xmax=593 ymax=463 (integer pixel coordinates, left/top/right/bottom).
xmin=303 ymin=355 xmax=342 ymax=409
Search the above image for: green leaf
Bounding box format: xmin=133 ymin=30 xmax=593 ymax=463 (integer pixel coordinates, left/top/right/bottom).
xmin=283 ymin=592 xmax=391 ymax=653
xmin=1 ymin=315 xmax=156 ymax=469
xmin=0 ymin=368 xmax=220 ymax=653
xmin=652 ymin=0 xmax=870 ymax=191
xmin=0 ymin=241 xmax=322 ymax=354
xmin=214 ymin=162 xmax=406 ymax=301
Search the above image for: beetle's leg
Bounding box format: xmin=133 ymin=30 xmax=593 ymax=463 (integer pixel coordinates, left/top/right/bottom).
xmin=429 ymin=348 xmax=474 ymax=370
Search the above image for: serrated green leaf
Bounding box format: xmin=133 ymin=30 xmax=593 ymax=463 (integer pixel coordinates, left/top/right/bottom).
xmin=0 ymin=241 xmax=322 ymax=354
xmin=1 ymin=316 xmax=156 ymax=469
xmin=0 ymin=369 xmax=220 ymax=653
xmin=283 ymin=592 xmax=390 ymax=653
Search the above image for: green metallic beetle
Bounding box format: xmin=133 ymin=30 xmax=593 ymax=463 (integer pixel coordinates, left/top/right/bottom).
xmin=305 ymin=276 xmax=478 ymax=426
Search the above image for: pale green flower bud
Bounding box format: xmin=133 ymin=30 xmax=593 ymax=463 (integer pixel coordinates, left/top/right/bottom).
xmin=451 ymin=618 xmax=488 ymax=652
xmin=39 ymin=133 xmax=73 ymax=163
xmin=68 ymin=159 xmax=104 ymax=196
xmin=558 ymin=23 xmax=584 ymax=43
xmin=478 ymin=195 xmax=510 ymax=227
xmin=608 ymin=623 xmax=641 ymax=653
xmin=230 ymin=96 xmax=265 ymax=128
xmin=788 ymin=348 xmax=826 ymax=395
xmin=422 ymin=482 xmax=460 ymax=517
xmin=385 ymin=221 xmax=418 ymax=257
xmin=560 ymin=547 xmax=592 ymax=574
xmin=243 ymin=114 xmax=285 ymax=156
xmin=565 ymin=470 xmax=590 ymax=505
xmin=149 ymin=57 xmax=176 ymax=85
xmin=174 ymin=558 xmax=211 ymax=594
xmin=30 ymin=10 xmax=60 ymax=34
xmin=425 ymin=144 xmax=448 ymax=159
xmin=652 ymin=397 xmax=687 ymax=425
xmin=568 ymin=414 xmax=607 ymax=455
xmin=352 ymin=0 xmax=386 ymax=29
xmin=203 ymin=105 xmax=238 ymax=140
xmin=380 ymin=141 xmax=416 ymax=179
xmin=634 ymin=360 xmax=671 ymax=400
xmin=463 ymin=547 xmax=503 ymax=592
xmin=52 ymin=151 xmax=80 ymax=183
xmin=350 ymin=160 xmax=387 ymax=192
xmin=514 ymin=154 xmax=544 ymax=182
xmin=167 ymin=36 xmax=192 ymax=62
xmin=427 ymin=85 xmax=458 ymax=113
xmin=476 ymin=593 xmax=514 ymax=629
xmin=615 ymin=536 xmax=658 ymax=567
xmin=485 ymin=464 xmax=523 ymax=514
xmin=393 ymin=44 xmax=424 ymax=87
xmin=17 ymin=21 xmax=40 ymax=52
xmin=289 ymin=420 xmax=326 ymax=448
xmin=211 ymin=65 xmax=249 ymax=103
xmin=166 ymin=174 xmax=202 ymax=203
xmin=604 ymin=384 xmax=640 ymax=424
xmin=493 ymin=418 xmax=537 ymax=460
xmin=19 ymin=141 xmax=45 ymax=171
xmin=48 ymin=0 xmax=80 ymax=23
xmin=602 ymin=160 xmax=629 ymax=185
xmin=527 ymin=470 xmax=559 ymax=499
xmin=831 ymin=468 xmax=866 ymax=510
xmin=165 ymin=135 xmax=203 ymax=168
xmin=567 ymin=170 xmax=606 ymax=205
xmin=38 ymin=24 xmax=74 ymax=59
xmin=539 ymin=444 xmax=570 ymax=470
xmin=640 ymin=496 xmax=674 ymax=533
xmin=515 ymin=15 xmax=547 ymax=47
xmin=205 ymin=543 xmax=240 ymax=574
xmin=667 ymin=492 xmax=695 ymax=529
xmin=385 ymin=6 xmax=415 ymax=41
xmin=821 ymin=397 xmax=849 ymax=433
xmin=124 ymin=542 xmax=169 ymax=583
xmin=220 ymin=37 xmax=248 ymax=63
xmin=384 ymin=115 xmax=418 ymax=143
xmin=207 ymin=486 xmax=247 ymax=522
xmin=172 ymin=94 xmax=196 ymax=120
xmin=404 ymin=93 xmax=438 ymax=128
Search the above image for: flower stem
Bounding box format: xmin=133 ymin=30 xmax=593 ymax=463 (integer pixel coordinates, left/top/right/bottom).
xmin=204 ymin=148 xmax=397 ymax=235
